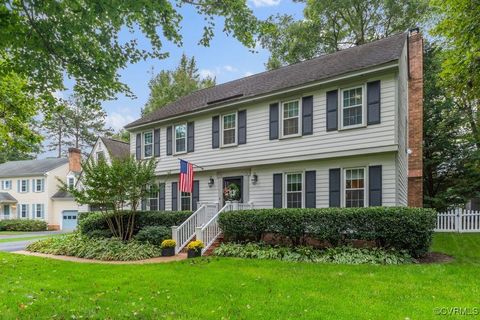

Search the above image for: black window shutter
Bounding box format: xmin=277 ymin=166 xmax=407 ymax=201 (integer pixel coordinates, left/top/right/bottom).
xmin=238 ymin=110 xmax=247 ymax=144
xmin=269 ymin=103 xmax=279 ymax=140
xmin=326 ymin=90 xmax=338 ymax=131
xmin=187 ymin=122 xmax=195 ymax=152
xmin=302 ymin=96 xmax=313 ymax=135
xmin=305 ymin=170 xmax=316 ymax=208
xmin=159 ymin=182 xmax=165 ymax=210
xmin=192 ymin=180 xmax=200 ymax=211
xmin=367 ymin=80 xmax=381 ymax=125
xmin=135 ymin=133 xmax=141 ymax=160
xmin=369 ymin=165 xmax=382 ymax=206
xmin=171 ymin=182 xmax=178 ymax=211
xmin=212 ymin=116 xmax=220 ymax=149
xmin=166 ymin=126 xmax=173 ymax=155
xmin=141 ymin=198 xmax=146 ymax=211
xmin=273 ymin=173 xmax=283 ymax=208
xmin=154 ymin=129 xmax=160 ymax=157
xmin=329 ymin=168 xmax=341 ymax=207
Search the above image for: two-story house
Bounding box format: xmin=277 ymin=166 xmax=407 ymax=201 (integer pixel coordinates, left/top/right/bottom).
xmin=124 ymin=30 xmax=423 ymax=214
xmin=0 ymin=148 xmax=83 ymax=230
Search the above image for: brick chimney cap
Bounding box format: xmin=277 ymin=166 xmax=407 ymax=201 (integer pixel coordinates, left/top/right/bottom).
xmin=68 ymin=147 xmax=81 ymax=154
xmin=409 ymin=27 xmax=420 ymax=35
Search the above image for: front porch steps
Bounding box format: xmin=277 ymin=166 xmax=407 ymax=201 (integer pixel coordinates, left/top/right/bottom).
xmin=203 ymin=233 xmax=224 ymax=256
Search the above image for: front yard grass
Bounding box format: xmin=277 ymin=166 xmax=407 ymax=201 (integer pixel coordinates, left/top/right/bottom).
xmin=0 ymin=233 xmax=479 ymax=319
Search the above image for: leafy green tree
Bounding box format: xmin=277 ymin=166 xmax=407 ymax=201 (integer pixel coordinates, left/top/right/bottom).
xmin=260 ymin=0 xmax=428 ymax=69
xmin=110 ymin=130 xmax=130 ymax=143
xmin=0 ymin=66 xmax=42 ymax=160
xmin=143 ymin=54 xmax=215 ymax=115
xmin=1 ymin=0 xmax=262 ymax=104
xmin=62 ymin=157 xmax=157 ymax=240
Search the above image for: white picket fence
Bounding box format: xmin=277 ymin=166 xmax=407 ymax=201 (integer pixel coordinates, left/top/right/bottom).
xmin=436 ymin=208 xmax=480 ymax=233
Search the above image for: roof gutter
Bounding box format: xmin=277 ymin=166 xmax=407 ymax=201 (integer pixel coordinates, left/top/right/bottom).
xmin=125 ymin=61 xmax=399 ymax=131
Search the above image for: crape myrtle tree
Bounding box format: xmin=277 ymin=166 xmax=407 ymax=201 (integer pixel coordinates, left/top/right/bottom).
xmin=61 ymin=157 xmax=157 ymax=241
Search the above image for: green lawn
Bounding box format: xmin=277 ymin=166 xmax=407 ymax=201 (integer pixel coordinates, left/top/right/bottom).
xmin=0 ymin=235 xmax=62 ymax=243
xmin=0 ymin=233 xmax=479 ymax=319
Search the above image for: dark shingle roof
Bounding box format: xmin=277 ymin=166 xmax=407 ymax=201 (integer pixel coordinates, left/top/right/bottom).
xmin=0 ymin=158 xmax=68 ymax=178
xmin=125 ymin=32 xmax=407 ymax=129
xmin=51 ymin=190 xmax=74 ymax=200
xmin=0 ymin=192 xmax=17 ymax=203
xmin=101 ymin=137 xmax=130 ymax=159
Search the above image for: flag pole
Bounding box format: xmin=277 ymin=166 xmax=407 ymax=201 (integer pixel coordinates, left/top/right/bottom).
xmin=177 ymin=158 xmax=204 ymax=170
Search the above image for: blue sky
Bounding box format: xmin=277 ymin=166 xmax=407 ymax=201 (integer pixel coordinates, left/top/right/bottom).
xmin=98 ymin=0 xmax=304 ymax=132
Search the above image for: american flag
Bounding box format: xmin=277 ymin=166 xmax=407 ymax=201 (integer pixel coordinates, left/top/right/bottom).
xmin=179 ymin=159 xmax=194 ymax=193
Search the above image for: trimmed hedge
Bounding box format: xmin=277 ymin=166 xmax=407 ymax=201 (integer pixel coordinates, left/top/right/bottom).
xmin=79 ymin=210 xmax=191 ymax=238
xmin=218 ymin=207 xmax=437 ymax=257
xmin=0 ymin=219 xmax=48 ymax=232
xmin=135 ymin=226 xmax=171 ymax=245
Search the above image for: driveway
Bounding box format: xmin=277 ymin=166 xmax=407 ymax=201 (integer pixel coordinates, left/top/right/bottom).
xmin=0 ymin=231 xmax=67 ymax=252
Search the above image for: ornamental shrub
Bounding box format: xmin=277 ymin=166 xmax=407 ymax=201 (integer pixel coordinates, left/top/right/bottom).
xmin=161 ymin=239 xmax=176 ymax=248
xmin=0 ymin=219 xmax=47 ymax=231
xmin=135 ymin=226 xmax=171 ymax=245
xmin=218 ymin=207 xmax=437 ymax=257
xmin=79 ymin=210 xmax=191 ymax=238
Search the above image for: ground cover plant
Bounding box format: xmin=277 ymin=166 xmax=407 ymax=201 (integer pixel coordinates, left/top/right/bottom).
xmin=214 ymin=243 xmax=414 ymax=264
xmin=0 ymin=233 xmax=476 ymax=319
xmin=27 ymin=233 xmax=161 ymax=261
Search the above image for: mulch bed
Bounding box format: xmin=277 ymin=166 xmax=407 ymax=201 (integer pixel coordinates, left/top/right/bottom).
xmin=417 ymin=252 xmax=454 ymax=264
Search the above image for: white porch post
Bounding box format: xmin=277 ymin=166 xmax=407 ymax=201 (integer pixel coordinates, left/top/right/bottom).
xmin=195 ymin=226 xmax=203 ymax=244
xmin=171 ymin=226 xmax=179 ymax=253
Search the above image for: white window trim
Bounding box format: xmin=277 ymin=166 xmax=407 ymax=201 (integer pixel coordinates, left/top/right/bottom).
xmin=283 ymin=172 xmax=304 ymax=208
xmin=67 ymin=176 xmax=76 ymax=188
xmin=280 ymin=99 xmax=302 ymax=138
xmin=20 ymin=179 xmax=28 ymax=193
xmin=35 ymin=204 xmax=44 ymax=219
xmin=142 ymin=130 xmax=154 ymax=159
xmin=2 ymin=180 xmax=12 ymax=190
xmin=221 ymin=112 xmax=238 ymax=147
xmin=340 ymin=85 xmax=366 ymax=130
xmin=180 ymin=191 xmax=192 ymax=211
xmin=147 ymin=185 xmax=159 ymax=211
xmin=342 ymin=167 xmax=367 ymax=208
xmin=174 ymin=123 xmax=188 ymax=155
xmin=34 ymin=179 xmax=44 ymax=193
xmin=20 ymin=204 xmax=29 ymax=219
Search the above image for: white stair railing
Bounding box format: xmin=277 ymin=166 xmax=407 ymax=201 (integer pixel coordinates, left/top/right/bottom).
xmin=197 ymin=202 xmax=254 ymax=255
xmin=172 ymin=202 xmax=218 ymax=254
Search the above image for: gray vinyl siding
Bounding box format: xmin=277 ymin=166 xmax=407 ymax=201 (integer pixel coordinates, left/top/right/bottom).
xmin=130 ymin=73 xmax=398 ymax=175
xmin=396 ymin=41 xmax=409 ymax=206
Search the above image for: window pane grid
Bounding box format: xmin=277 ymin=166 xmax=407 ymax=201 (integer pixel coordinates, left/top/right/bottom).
xmin=345 ymin=168 xmax=365 ymax=208
xmin=282 ymin=101 xmax=299 ymax=136
xmin=222 ymin=114 xmax=236 ymax=145
xmin=343 ymin=87 xmax=363 ymax=126
xmin=148 ymin=185 xmax=158 ymax=211
xmin=175 ymin=125 xmax=187 ymax=153
xmin=144 ymin=132 xmax=153 ymax=157
xmin=181 ymin=192 xmax=192 ymax=211
xmin=286 ymin=173 xmax=302 ymax=208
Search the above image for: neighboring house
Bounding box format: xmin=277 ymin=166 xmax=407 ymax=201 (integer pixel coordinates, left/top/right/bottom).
xmin=124 ymin=30 xmax=424 ymax=212
xmin=88 ymin=137 xmax=131 ymax=165
xmin=0 ymin=149 xmax=82 ymax=230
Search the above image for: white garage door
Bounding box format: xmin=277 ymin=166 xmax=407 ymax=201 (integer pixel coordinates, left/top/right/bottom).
xmin=62 ymin=210 xmax=78 ymax=231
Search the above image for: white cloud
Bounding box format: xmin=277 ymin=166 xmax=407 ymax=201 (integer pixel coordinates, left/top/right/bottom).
xmin=223 ymin=65 xmax=238 ymax=72
xmin=243 ymin=71 xmax=254 ymax=77
xmin=200 ymin=69 xmax=216 ymax=79
xmin=106 ymin=111 xmax=136 ymax=131
xmin=249 ymin=0 xmax=281 ymax=7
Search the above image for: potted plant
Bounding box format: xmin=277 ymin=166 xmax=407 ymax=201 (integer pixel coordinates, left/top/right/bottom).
xmin=161 ymin=239 xmax=176 ymax=257
xmin=187 ymin=240 xmax=205 ymax=258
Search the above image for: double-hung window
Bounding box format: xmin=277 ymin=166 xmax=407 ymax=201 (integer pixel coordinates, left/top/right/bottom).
xmin=143 ymin=131 xmax=153 ymax=158
xmin=68 ymin=177 xmax=75 ymax=188
xmin=35 ymin=204 xmax=44 ymax=219
xmin=20 ymin=204 xmax=29 ymax=218
xmin=222 ymin=113 xmax=237 ymax=146
xmin=96 ymin=151 xmax=105 ymax=162
xmin=148 ymin=185 xmax=158 ymax=211
xmin=1 ymin=180 xmax=12 ymax=190
xmin=281 ymin=100 xmax=301 ymax=137
xmin=174 ymin=124 xmax=187 ymax=154
xmin=180 ymin=192 xmax=192 ymax=211
xmin=20 ymin=179 xmax=28 ymax=193
xmin=344 ymin=168 xmax=365 ymax=207
xmin=285 ymin=173 xmax=303 ymax=208
xmin=341 ymin=86 xmax=364 ymax=128
xmin=34 ymin=179 xmax=44 ymax=192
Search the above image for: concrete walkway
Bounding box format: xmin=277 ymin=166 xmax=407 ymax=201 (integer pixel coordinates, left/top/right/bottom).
xmin=0 ymin=231 xmax=67 ymax=252
xmin=0 ymin=230 xmax=65 ymax=239
xmin=13 ymin=251 xmax=188 ymax=264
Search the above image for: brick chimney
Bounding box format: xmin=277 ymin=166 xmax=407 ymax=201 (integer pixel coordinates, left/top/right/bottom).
xmin=407 ymin=29 xmax=423 ymax=207
xmin=68 ymin=148 xmax=82 ymax=173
